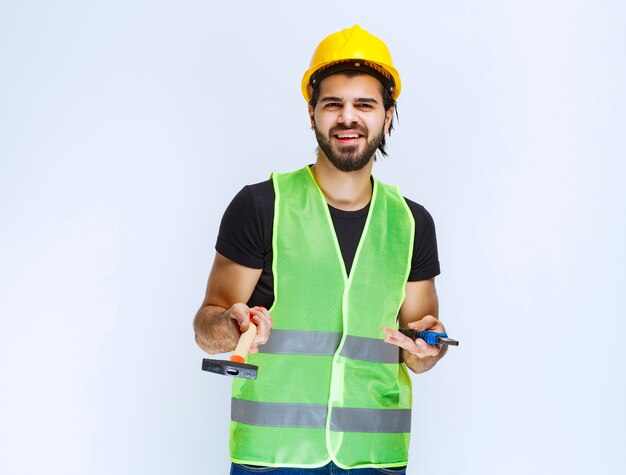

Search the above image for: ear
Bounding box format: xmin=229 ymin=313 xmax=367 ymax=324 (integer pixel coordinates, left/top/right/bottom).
xmin=383 ymin=106 xmax=395 ymax=134
xmin=308 ymin=104 xmax=315 ymax=129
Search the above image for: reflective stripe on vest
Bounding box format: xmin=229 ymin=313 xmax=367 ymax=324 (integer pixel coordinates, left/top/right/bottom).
xmin=230 ymin=166 xmax=415 ymax=469
xmin=232 ymin=399 xmax=411 ymax=433
xmin=259 ymin=329 xmax=402 ymax=363
xmin=232 ymin=399 xmax=327 ymax=429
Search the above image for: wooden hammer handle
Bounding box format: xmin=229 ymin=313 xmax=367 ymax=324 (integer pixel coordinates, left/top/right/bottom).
xmin=230 ymin=323 xmax=257 ymax=363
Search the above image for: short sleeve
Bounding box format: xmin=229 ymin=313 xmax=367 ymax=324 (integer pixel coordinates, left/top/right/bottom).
xmin=406 ymin=199 xmax=440 ymax=281
xmin=215 ymin=181 xmax=273 ymax=269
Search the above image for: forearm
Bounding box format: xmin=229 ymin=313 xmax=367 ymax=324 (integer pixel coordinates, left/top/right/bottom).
xmin=193 ymin=304 xmax=237 ymax=354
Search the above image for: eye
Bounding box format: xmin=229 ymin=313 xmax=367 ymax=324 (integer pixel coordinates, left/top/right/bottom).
xmin=356 ymin=103 xmax=373 ymax=109
xmin=324 ymin=102 xmax=342 ymax=109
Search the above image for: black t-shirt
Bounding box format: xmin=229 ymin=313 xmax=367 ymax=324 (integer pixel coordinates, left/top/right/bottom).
xmin=216 ymin=179 xmax=440 ymax=309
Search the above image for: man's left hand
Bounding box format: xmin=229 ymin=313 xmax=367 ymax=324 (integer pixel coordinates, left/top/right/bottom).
xmin=382 ymin=315 xmax=444 ymax=358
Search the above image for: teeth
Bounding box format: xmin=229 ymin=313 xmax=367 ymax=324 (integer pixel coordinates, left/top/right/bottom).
xmin=337 ymin=134 xmax=359 ymax=139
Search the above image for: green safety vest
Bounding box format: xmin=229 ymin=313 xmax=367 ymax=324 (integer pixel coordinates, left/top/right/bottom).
xmin=230 ymin=166 xmax=415 ymax=469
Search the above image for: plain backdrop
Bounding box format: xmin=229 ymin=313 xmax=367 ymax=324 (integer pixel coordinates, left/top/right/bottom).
xmin=1 ymin=1 xmax=625 ymax=474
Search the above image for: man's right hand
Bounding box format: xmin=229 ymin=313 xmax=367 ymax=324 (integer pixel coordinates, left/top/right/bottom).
xmin=194 ymin=253 xmax=268 ymax=355
xmin=227 ymin=303 xmax=273 ymax=354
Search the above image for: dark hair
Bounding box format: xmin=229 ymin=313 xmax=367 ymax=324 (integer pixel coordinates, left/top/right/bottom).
xmin=308 ymin=70 xmax=398 ymax=157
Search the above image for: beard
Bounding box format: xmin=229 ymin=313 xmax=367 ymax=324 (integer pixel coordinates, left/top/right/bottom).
xmin=314 ymin=123 xmax=384 ymax=172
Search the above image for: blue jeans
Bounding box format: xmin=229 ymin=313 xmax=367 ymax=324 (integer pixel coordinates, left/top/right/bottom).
xmin=230 ymin=462 xmax=407 ymax=474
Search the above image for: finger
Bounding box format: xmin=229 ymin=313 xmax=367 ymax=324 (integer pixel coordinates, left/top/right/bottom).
xmin=228 ymin=303 xmax=250 ymax=334
xmin=249 ymin=306 xmax=272 ymax=345
xmin=411 ymin=338 xmax=442 ymax=358
xmin=382 ymin=326 xmax=441 ymax=358
xmin=406 ymin=315 xmax=444 ymax=332
xmin=382 ymin=327 xmax=421 ymax=353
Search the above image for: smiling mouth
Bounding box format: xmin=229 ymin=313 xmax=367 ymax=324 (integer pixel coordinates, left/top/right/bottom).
xmin=333 ymin=132 xmax=364 ymax=145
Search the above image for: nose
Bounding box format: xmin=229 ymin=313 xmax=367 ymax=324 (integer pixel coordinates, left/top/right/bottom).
xmin=338 ymin=105 xmax=358 ymax=125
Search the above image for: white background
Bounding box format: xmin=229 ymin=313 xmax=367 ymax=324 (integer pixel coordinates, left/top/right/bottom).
xmin=1 ymin=1 xmax=625 ymax=474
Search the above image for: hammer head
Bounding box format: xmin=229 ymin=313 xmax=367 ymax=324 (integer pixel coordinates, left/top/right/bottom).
xmin=202 ymin=358 xmax=258 ymax=380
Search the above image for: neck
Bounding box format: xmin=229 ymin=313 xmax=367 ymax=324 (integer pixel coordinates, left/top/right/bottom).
xmin=310 ymin=153 xmax=374 ymax=211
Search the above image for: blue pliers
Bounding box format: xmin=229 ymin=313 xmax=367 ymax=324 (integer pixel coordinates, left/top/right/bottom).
xmin=398 ymin=328 xmax=459 ymax=346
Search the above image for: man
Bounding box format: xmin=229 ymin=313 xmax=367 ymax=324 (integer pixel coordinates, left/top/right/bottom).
xmin=194 ymin=25 xmax=447 ymax=474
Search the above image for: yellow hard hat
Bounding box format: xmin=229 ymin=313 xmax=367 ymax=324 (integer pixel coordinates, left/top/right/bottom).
xmin=301 ymin=24 xmax=402 ymax=102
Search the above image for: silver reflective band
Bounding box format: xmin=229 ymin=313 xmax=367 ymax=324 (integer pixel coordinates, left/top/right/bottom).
xmin=259 ymin=330 xmax=401 ymax=363
xmin=258 ymin=330 xmax=340 ymax=355
xmin=232 ymin=399 xmax=411 ymax=433
xmin=232 ymin=399 xmax=327 ymax=428
xmin=340 ymin=335 xmax=402 ymax=364
xmin=331 ymin=407 xmax=412 ymax=433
